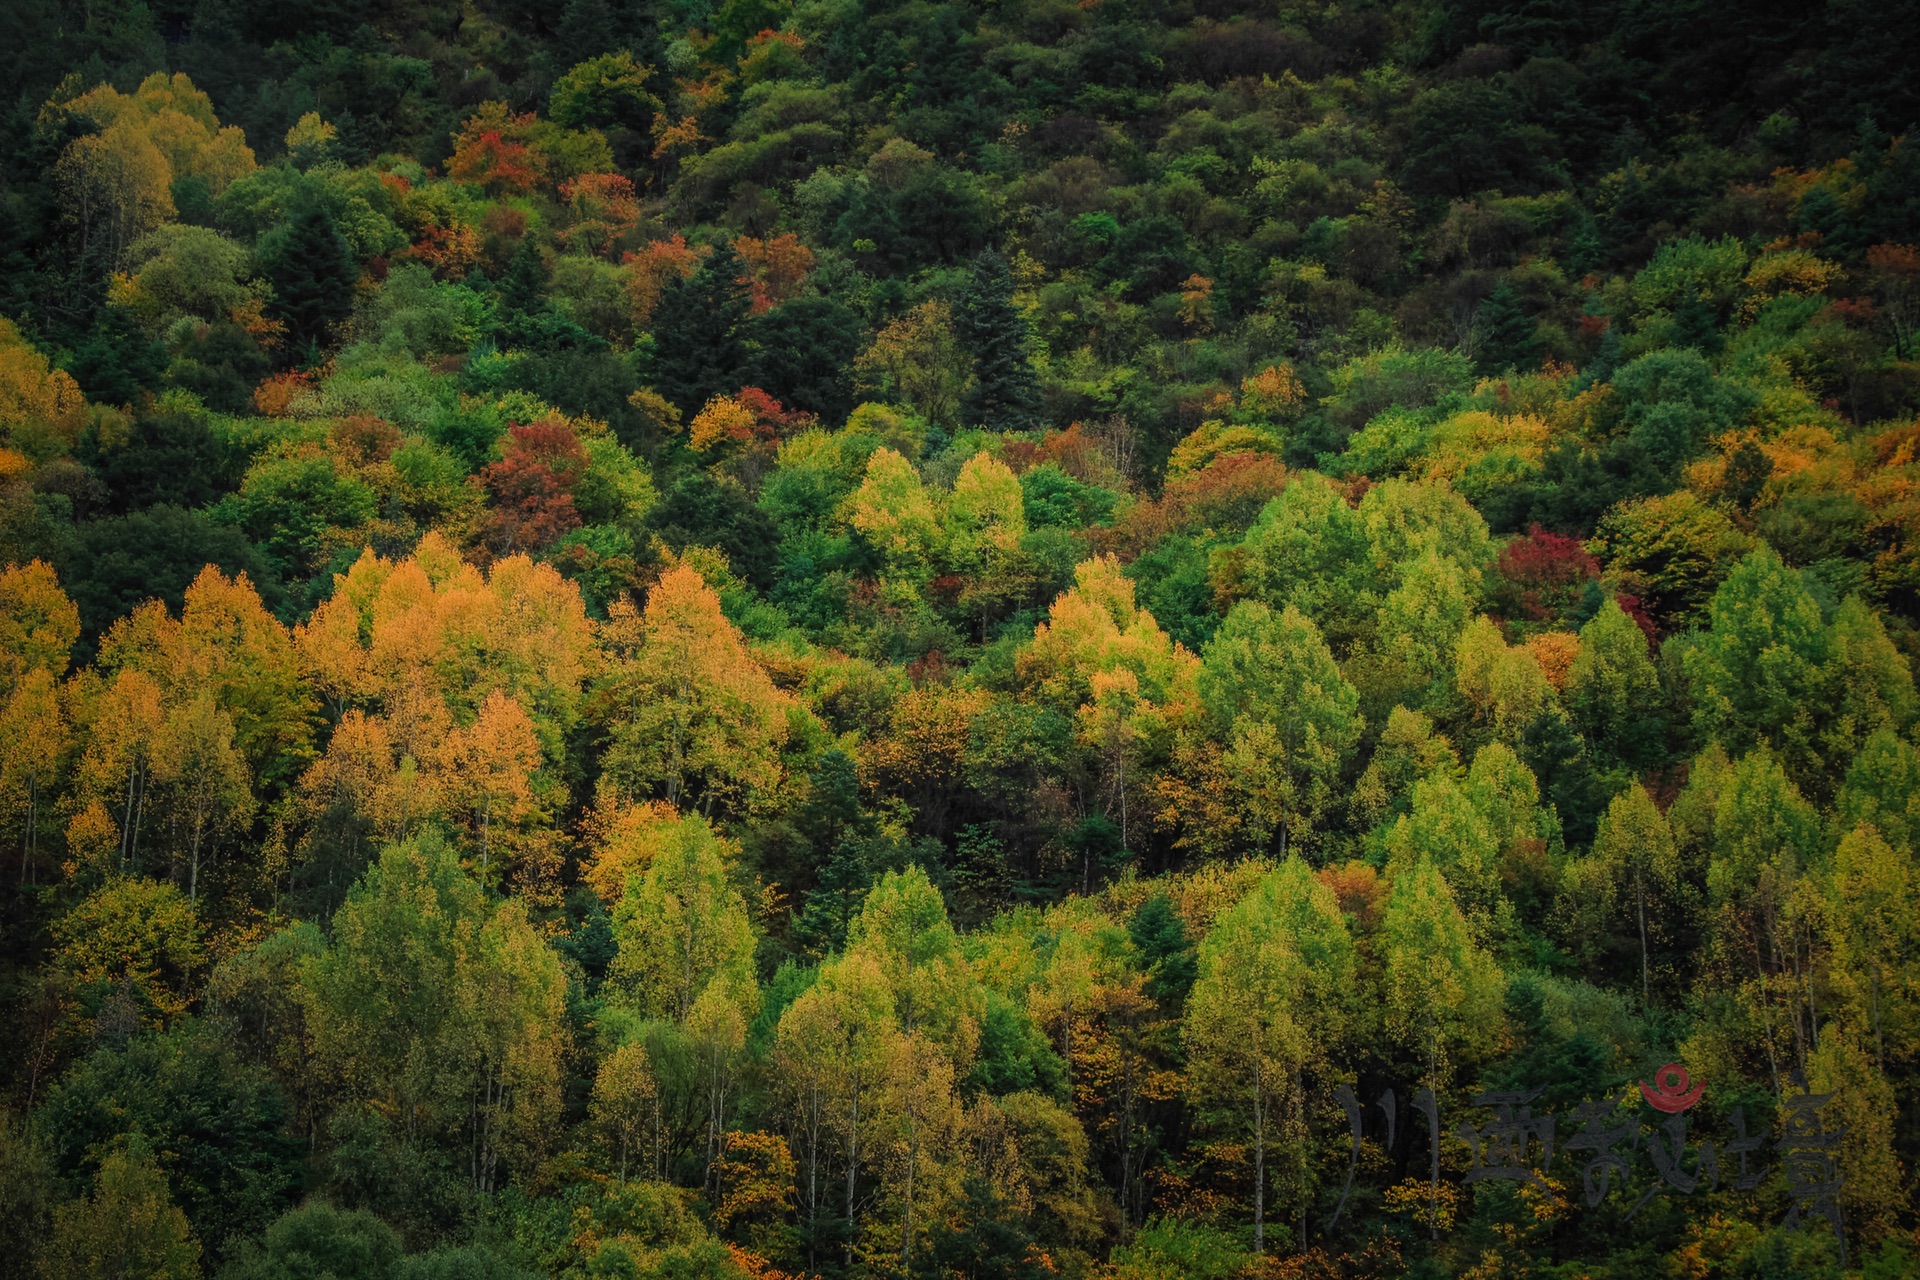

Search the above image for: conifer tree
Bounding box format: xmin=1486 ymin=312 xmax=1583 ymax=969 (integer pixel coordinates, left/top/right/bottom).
xmin=1473 ymin=279 xmax=1542 ymax=374
xmin=957 ymin=250 xmax=1042 ymax=431
xmin=651 ymin=239 xmax=752 ymax=413
xmin=262 ymin=203 xmax=355 ymax=358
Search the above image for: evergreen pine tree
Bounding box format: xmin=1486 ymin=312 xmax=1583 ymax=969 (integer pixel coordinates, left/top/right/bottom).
xmin=650 ymin=239 xmax=752 ymax=413
xmin=555 ymin=0 xmax=617 ymax=66
xmin=957 ymin=249 xmax=1043 ymax=431
xmin=262 ymin=203 xmax=355 ymax=359
xmin=1473 ymin=279 xmax=1542 ymax=374
xmin=498 ymin=236 xmax=550 ymax=338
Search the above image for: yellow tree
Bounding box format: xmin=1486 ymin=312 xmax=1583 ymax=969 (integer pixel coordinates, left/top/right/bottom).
xmin=0 ymin=328 xmax=88 ymax=461
xmin=944 ymin=451 xmax=1026 ymax=564
xmin=151 ymin=692 xmax=252 ymax=902
xmin=0 ymin=559 xmax=80 ymax=693
xmin=875 ymin=1030 xmax=962 ymax=1274
xmin=54 ymin=125 xmax=175 ymax=267
xmin=1019 ymin=556 xmax=1200 ymax=855
xmin=854 ymin=300 xmax=967 ymax=427
xmin=74 ymin=668 xmax=167 ymax=873
xmin=841 ymin=447 xmax=941 ymax=583
xmin=52 ymin=876 xmax=203 ymax=1033
xmin=436 ymin=689 xmax=543 ymax=884
xmin=591 ymin=1040 xmax=662 ymax=1181
xmin=0 ymin=667 xmax=66 ymax=885
xmin=1453 ymin=615 xmax=1551 ymax=743
xmin=101 ymin=565 xmax=315 ymax=790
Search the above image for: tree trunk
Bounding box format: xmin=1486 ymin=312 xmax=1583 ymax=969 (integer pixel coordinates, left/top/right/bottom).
xmin=1634 ymin=868 xmax=1650 ymax=1008
xmin=1252 ymin=1084 xmax=1266 ymax=1256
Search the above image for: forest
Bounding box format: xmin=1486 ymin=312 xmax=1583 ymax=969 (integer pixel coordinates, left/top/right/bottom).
xmin=1 ymin=0 xmax=1919 ymax=1276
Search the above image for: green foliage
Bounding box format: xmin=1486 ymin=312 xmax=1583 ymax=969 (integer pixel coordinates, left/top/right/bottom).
xmin=5 ymin=10 xmax=1920 ymax=1278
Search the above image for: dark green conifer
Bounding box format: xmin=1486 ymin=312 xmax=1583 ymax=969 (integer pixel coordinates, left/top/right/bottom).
xmin=262 ymin=204 xmax=355 ymax=360
xmin=957 ymin=250 xmax=1043 ymax=431
xmin=650 ymin=239 xmax=752 ymax=413
xmin=1474 ymin=279 xmax=1542 ymax=374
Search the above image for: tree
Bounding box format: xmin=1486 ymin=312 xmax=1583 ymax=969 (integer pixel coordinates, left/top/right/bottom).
xmin=1824 ymin=824 xmax=1919 ymax=1076
xmin=608 ymin=811 xmax=757 ymax=1023
xmin=957 ymin=251 xmax=1043 ymax=431
xmin=1473 ymin=279 xmax=1542 ymax=373
xmin=1186 ymin=860 xmax=1354 ymax=1254
xmin=0 ymin=559 xmax=80 ymax=693
xmin=1236 ymin=475 xmax=1377 ymax=652
xmin=1384 ymin=772 xmax=1509 ymax=943
xmin=261 ymin=203 xmax=356 ymax=355
xmin=1377 ymin=550 xmax=1475 ymax=689
xmin=652 ymin=240 xmax=753 ymax=414
xmin=0 ymin=667 xmax=67 ymax=885
xmin=842 ymin=447 xmax=941 ymax=582
xmin=1198 ymin=602 xmax=1361 ymax=854
xmin=150 ymin=693 xmax=252 ymax=901
xmin=592 ymin=1041 xmax=662 ymax=1181
xmin=55 ymin=125 xmax=177 ymax=268
xmin=37 ymin=1029 xmax=301 ymax=1260
xmin=774 ymin=949 xmax=899 ymax=1269
xmin=52 ymin=875 xmax=203 ymax=1037
xmin=1568 ymin=784 xmax=1685 ymax=1006
xmin=302 ymin=835 xmax=569 ymax=1192
xmin=1702 ymin=749 xmax=1822 ymax=1093
xmin=219 ymin=1202 xmax=402 ymax=1280
xmin=596 ymin=563 xmax=791 ymax=814
xmin=854 ymin=301 xmax=968 ymax=429
xmin=435 ymin=690 xmax=543 ymax=885
xmin=943 ymin=450 xmax=1027 ymax=583
xmin=1591 ymin=491 xmax=1753 ymax=626
xmin=1453 ymin=615 xmax=1551 ymax=743
xmin=845 ymin=866 xmax=981 ymax=1063
xmin=41 ymin=1145 xmax=200 ymax=1280
xmin=1682 ymin=546 xmax=1834 ymax=786
xmin=1380 ymin=856 xmax=1506 ymax=1092
xmin=1566 ymin=597 xmax=1660 ymax=766
xmin=549 ymin=52 xmax=660 ymax=134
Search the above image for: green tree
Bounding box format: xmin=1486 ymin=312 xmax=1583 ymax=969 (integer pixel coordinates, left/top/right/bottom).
xmin=260 ymin=203 xmax=356 ymax=356
xmin=1834 ymin=726 xmax=1920 ymax=852
xmin=1199 ymin=601 xmax=1362 ymax=854
xmin=1563 ymin=784 xmax=1686 ymax=1005
xmin=1235 ymin=475 xmax=1376 ymax=652
xmin=1682 ymin=546 xmax=1832 ymax=785
xmin=845 ymin=866 xmax=981 ymax=1064
xmin=957 ymin=251 xmax=1042 ymax=431
xmin=1185 ymin=860 xmax=1354 ymax=1255
xmin=549 ymin=52 xmax=660 ymax=133
xmin=1380 ymin=856 xmax=1506 ymax=1092
xmin=1473 ymin=279 xmax=1542 ymax=374
xmin=1567 ymin=597 xmax=1661 ymax=766
xmin=213 ymin=1201 xmax=401 ymax=1280
xmin=302 ymin=835 xmax=569 ymax=1193
xmin=609 ymin=812 xmax=757 ymax=1023
xmin=42 ymin=1144 xmax=200 ymax=1280
xmin=651 ymin=240 xmax=752 ymax=414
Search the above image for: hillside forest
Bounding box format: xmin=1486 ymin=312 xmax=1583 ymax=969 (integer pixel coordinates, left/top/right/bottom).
xmin=2 ymin=0 xmax=1920 ymax=1277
